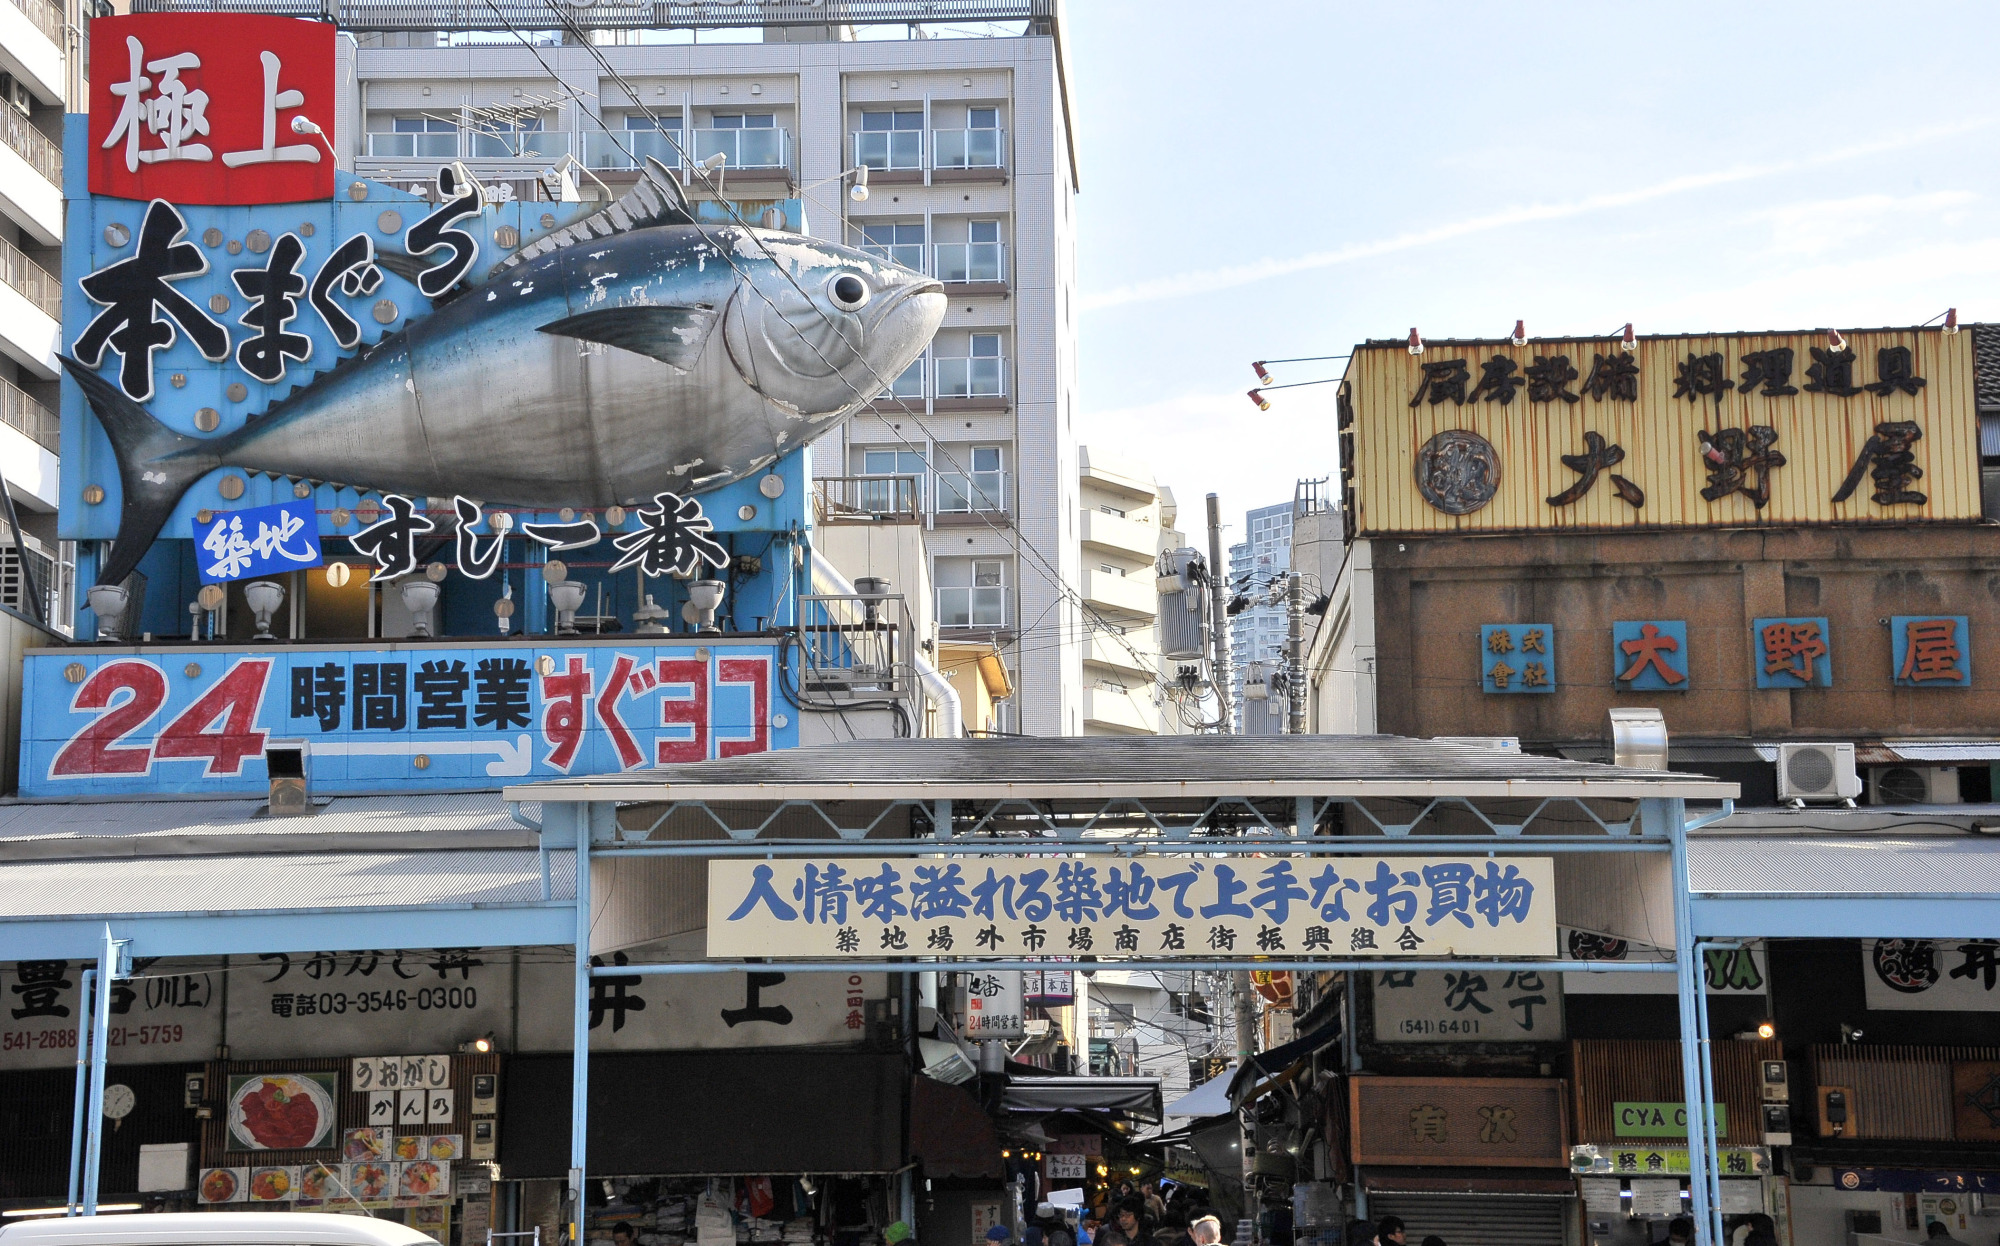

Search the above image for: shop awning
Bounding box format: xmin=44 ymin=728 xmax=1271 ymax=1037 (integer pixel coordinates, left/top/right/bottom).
xmin=1001 ymin=1075 xmax=1162 ymax=1121
xmin=1162 ymin=1067 xmax=1236 ymax=1119
xmin=910 ymin=1075 xmax=1004 ymax=1179
xmin=1228 ymin=1023 xmax=1341 ymax=1100
xmin=1689 ymin=834 xmax=2000 ymax=938
xmin=502 ymin=1050 xmax=907 ymax=1176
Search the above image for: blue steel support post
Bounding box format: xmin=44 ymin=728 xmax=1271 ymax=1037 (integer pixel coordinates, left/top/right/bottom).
xmin=83 ymin=926 xmax=125 ymax=1215
xmin=65 ymin=968 xmax=95 ymax=1215
xmin=1661 ymin=798 xmax=1714 ymax=1245
xmin=1693 ymin=943 xmax=1728 ymax=1246
xmin=566 ymin=804 xmax=593 ymax=1243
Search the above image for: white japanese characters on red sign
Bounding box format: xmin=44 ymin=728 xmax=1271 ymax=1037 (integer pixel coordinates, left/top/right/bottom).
xmin=88 ymin=13 xmax=335 ymax=204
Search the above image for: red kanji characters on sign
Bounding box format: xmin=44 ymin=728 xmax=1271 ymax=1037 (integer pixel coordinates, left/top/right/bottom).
xmin=540 ymin=655 xmax=591 ymax=772
xmin=1761 ymin=621 xmax=1828 ymax=684
xmin=89 ymin=14 xmax=335 ymax=205
xmin=1618 ymin=624 xmax=1687 ymax=687
xmin=1900 ymin=619 xmax=1964 ymax=684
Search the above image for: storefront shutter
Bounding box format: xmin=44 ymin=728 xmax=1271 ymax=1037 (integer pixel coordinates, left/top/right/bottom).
xmin=1365 ymin=1194 xmax=1569 ymax=1246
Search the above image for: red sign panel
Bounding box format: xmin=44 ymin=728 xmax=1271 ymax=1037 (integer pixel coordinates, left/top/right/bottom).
xmin=87 ymin=13 xmax=336 ymax=205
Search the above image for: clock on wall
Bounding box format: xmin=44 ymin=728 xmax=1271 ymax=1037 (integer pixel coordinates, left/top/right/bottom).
xmin=102 ymin=1083 xmax=136 ymax=1126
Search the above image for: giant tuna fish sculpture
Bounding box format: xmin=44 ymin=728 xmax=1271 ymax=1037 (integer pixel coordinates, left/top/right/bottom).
xmin=66 ymin=160 xmax=947 ymax=587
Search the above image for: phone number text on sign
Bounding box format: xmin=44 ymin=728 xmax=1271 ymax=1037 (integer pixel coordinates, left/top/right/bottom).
xmin=706 ymin=856 xmax=1556 ymax=960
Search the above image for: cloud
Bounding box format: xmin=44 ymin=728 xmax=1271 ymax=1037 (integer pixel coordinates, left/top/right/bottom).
xmin=1080 ymin=389 xmax=1341 ymax=517
xmin=1081 ymin=121 xmax=1996 ymax=313
xmin=1755 ymin=190 xmax=1978 ymax=256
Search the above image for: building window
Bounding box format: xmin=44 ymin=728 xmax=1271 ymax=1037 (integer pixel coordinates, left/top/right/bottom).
xmin=968 ymin=106 xmax=1000 ymax=130
xmin=939 ymin=445 xmax=1005 ymax=513
xmin=711 ymin=113 xmax=775 ymax=129
xmin=856 ymin=109 xmax=923 ymax=170
xmin=859 ymin=221 xmax=924 ymax=270
xmin=938 ymin=558 xmax=1007 ymax=628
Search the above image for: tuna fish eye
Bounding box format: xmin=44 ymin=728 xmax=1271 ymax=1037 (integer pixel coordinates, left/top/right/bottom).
xmin=827 ymin=273 xmax=870 ymax=312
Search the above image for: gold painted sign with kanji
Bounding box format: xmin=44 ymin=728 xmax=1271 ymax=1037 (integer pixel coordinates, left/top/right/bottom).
xmin=1352 ymin=1076 xmax=1568 ymax=1167
xmin=1340 ymin=327 xmax=1979 ymax=535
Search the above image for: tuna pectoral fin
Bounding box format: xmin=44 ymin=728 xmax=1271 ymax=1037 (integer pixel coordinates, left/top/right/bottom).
xmin=539 ymin=305 xmax=717 ymax=370
xmin=61 ymin=356 xmax=222 ymax=588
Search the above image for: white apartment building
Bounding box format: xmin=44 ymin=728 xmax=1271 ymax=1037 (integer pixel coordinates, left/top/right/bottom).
xmin=1227 ymin=499 xmax=1292 ymax=736
xmin=1076 ymin=445 xmax=1183 ymax=736
xmin=0 ymin=0 xmax=74 ymax=628
xmin=325 ymin=4 xmax=1081 ymax=733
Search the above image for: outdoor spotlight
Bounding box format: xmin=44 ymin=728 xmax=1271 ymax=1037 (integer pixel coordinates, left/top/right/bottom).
xmin=1511 ymin=318 xmax=1527 ymax=346
xmin=1252 ymin=360 xmax=1274 ymax=385
xmin=1620 ymin=322 xmax=1637 ymax=352
xmin=399 ymin=577 xmax=440 ymax=638
xmin=290 ymin=116 xmax=322 ymax=135
xmin=1828 ymin=327 xmax=1847 ymax=351
xmin=701 ymin=152 xmax=727 ymax=170
xmin=244 ymin=579 xmax=286 ymax=641
xmin=1406 ymin=327 xmax=1424 ymax=356
xmin=1758 ymin=1022 xmax=1776 ymax=1040
xmin=687 ymin=579 xmax=726 ymax=633
xmin=549 ymin=580 xmax=586 ymax=636
xmin=87 ymin=583 xmax=130 ymax=643
xmin=1247 ymin=389 xmax=1270 ymax=411
xmin=1946 ymin=307 xmax=1961 ymax=334
xmin=850 ymin=165 xmax=870 ymax=202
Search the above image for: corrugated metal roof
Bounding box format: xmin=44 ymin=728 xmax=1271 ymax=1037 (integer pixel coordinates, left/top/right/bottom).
xmin=0 ymin=792 xmax=542 ymax=860
xmin=506 ymin=734 xmax=1738 ymax=802
xmin=1688 ymin=836 xmax=2000 ymax=896
xmin=0 ymin=848 xmax=575 ymax=918
xmin=1977 ymin=326 xmax=2000 ymax=411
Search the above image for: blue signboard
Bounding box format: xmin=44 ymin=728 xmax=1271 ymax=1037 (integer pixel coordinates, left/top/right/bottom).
xmin=1612 ymin=620 xmax=1689 ymax=691
xmin=22 ymin=640 xmax=798 ymax=796
xmin=1892 ymin=615 xmax=1971 ymax=687
xmin=1752 ymin=616 xmax=1832 ymax=689
xmin=1480 ymin=623 xmax=1555 ymax=694
xmin=193 ymin=499 xmax=323 ymax=584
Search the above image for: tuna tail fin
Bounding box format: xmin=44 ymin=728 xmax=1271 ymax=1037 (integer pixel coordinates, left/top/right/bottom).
xmin=61 ymin=355 xmax=223 ymax=588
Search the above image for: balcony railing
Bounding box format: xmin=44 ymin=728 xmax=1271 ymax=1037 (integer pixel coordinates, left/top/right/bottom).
xmin=853 ymin=129 xmax=923 ymax=171
xmin=0 ymin=375 xmax=57 ymax=453
xmin=798 ymin=592 xmax=916 ymax=697
xmin=933 ymin=127 xmax=1005 ymax=169
xmin=936 ymin=241 xmax=1006 ymax=284
xmin=367 ymin=130 xmax=571 ymax=159
xmin=1 ymin=110 xmax=58 ymax=185
xmin=367 ymin=131 xmax=461 ymax=158
xmin=936 ymin=470 xmax=1006 ymax=514
xmin=582 ymin=128 xmax=683 ymax=170
xmin=8 ymin=0 xmax=62 ymax=45
xmin=0 ymin=235 xmax=58 ymax=318
xmin=935 ymin=355 xmax=1007 ymax=399
xmin=938 ymin=585 xmax=1008 ymax=629
xmin=468 ymin=129 xmax=570 ymax=158
xmin=814 ymin=475 xmax=922 ymax=523
xmin=691 ymin=126 xmax=790 ymax=170
xmin=873 ymin=358 xmax=924 ymax=404
xmin=859 ymin=240 xmax=926 ymax=271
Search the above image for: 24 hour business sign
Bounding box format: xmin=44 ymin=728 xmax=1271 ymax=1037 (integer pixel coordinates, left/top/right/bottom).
xmin=22 ymin=642 xmax=792 ymax=796
xmin=706 ymin=856 xmax=1556 ymax=959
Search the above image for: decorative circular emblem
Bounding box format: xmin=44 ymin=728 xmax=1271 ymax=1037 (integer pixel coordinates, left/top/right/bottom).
xmin=202 ymin=227 xmax=223 ymax=248
xmin=226 ymin=382 xmax=248 ymax=403
xmin=1840 ymin=1172 xmax=1861 ymax=1190
xmin=496 ymin=225 xmax=520 ymax=250
xmin=376 ymin=210 xmax=404 ymax=235
xmin=83 ymin=485 xmax=105 ymax=505
xmin=209 ymin=293 xmax=231 ymax=314
xmin=63 ymin=662 xmax=84 ymax=683
xmin=1872 ymin=939 xmax=1941 ymax=994
xmin=348 ymin=181 xmax=370 ymax=201
xmin=373 ymin=300 xmax=399 ymax=325
xmin=294 ymin=481 xmax=313 ymax=499
xmin=218 ymin=475 xmax=246 ymax=501
xmin=1414 ymin=430 xmax=1502 ymax=515
xmin=104 ymin=223 xmax=131 ymax=248
xmin=195 ymin=407 xmax=221 ymax=432
xmin=246 ymin=229 xmax=271 ymax=254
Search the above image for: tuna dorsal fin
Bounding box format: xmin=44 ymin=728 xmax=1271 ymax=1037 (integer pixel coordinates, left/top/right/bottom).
xmin=494 ymin=157 xmax=694 ymax=275
xmin=539 ymin=305 xmax=717 ymax=370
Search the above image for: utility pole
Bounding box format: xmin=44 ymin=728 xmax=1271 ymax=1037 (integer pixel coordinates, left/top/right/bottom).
xmin=1205 ymin=493 xmax=1235 ymax=736
xmin=1208 ymin=495 xmax=1255 ymax=1236
xmin=1285 ymin=572 xmax=1305 ymax=734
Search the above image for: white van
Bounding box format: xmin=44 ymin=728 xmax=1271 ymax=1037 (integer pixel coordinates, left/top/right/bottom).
xmin=0 ymin=1214 xmax=436 ymax=1246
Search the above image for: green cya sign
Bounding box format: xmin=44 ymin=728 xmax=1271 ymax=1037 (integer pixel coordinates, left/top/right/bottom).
xmin=1614 ymin=1101 xmax=1727 ymax=1137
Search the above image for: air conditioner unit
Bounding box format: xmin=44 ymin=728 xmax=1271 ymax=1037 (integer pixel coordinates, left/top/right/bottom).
xmin=1870 ymin=765 xmax=1959 ymax=806
xmin=1777 ymin=742 xmax=1862 ymax=803
xmin=0 ymin=75 xmax=27 ymax=117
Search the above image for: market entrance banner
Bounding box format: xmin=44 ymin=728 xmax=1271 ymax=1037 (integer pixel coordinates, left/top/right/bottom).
xmin=706 ymin=856 xmax=1556 ymax=959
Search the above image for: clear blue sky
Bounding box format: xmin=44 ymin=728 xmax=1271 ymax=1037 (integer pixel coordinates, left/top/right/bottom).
xmin=1067 ymin=0 xmax=2000 ymax=527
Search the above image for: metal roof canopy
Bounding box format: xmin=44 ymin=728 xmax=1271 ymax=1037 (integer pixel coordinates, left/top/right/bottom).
xmin=126 ymin=0 xmax=1053 ymax=32
xmin=506 ymin=735 xmax=1737 ymax=804
xmin=1689 ymin=833 xmax=2000 ymax=938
